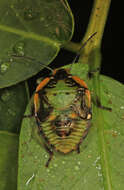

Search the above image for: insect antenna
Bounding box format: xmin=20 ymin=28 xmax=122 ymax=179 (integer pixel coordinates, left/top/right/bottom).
xmin=70 ymin=32 xmax=97 ymax=69
xmin=11 ymin=54 xmax=54 ymax=73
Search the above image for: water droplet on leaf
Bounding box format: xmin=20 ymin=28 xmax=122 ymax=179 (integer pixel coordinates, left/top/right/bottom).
xmin=1 ymin=90 xmax=11 ymax=102
xmin=120 ymin=106 xmax=124 ymax=110
xmin=45 ymin=154 xmax=48 ymax=158
xmin=40 ymin=17 xmax=45 ymax=21
xmin=9 ymin=58 xmax=13 ymax=62
xmin=77 ymin=161 xmax=81 ymax=165
xmin=8 ymin=108 xmax=16 ymax=116
xmin=24 ymin=8 xmax=39 ymax=20
xmin=13 ymin=42 xmax=25 ymax=56
xmin=74 ymin=165 xmax=79 ymax=171
xmin=0 ymin=62 xmax=10 ymax=73
xmin=62 ymin=161 xmax=65 ymax=164
xmin=46 ymin=169 xmax=50 ymax=173
xmin=53 ymin=163 xmax=58 ymax=167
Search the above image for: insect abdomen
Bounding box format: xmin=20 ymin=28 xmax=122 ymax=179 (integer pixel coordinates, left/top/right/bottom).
xmin=41 ymin=118 xmax=90 ymax=154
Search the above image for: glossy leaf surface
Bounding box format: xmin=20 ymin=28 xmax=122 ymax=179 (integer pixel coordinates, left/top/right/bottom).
xmin=0 ymin=132 xmax=18 ymax=190
xmin=0 ymin=82 xmax=28 ymax=133
xmin=0 ymin=0 xmax=74 ymax=88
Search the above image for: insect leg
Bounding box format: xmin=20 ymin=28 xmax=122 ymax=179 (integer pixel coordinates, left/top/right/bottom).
xmin=44 ymin=144 xmax=53 ymax=167
xmin=95 ymin=96 xmax=112 ymax=111
xmin=88 ymin=68 xmax=112 ymax=111
xmin=76 ymin=145 xmax=80 ymax=154
xmin=35 ymin=115 xmax=54 ymax=167
xmin=76 ymin=122 xmax=91 ymax=154
xmin=88 ymin=67 xmax=100 ymax=79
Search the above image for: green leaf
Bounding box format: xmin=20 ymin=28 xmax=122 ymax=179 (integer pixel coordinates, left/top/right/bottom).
xmin=99 ymin=76 xmax=124 ymax=189
xmin=0 ymin=0 xmax=74 ymax=88
xmin=0 ymin=82 xmax=28 ymax=133
xmin=0 ymin=131 xmax=18 ymax=190
xmin=18 ymin=64 xmax=124 ymax=189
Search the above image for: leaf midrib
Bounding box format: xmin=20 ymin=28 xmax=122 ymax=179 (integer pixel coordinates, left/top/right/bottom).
xmin=95 ymin=107 xmax=113 ymax=190
xmin=0 ymin=24 xmax=59 ymax=47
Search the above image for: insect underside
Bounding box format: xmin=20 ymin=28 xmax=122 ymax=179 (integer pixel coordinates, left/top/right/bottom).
xmin=34 ymin=69 xmax=92 ymax=166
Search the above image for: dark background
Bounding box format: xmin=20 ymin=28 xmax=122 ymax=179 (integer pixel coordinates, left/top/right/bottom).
xmin=69 ymin=0 xmax=123 ymax=83
xmin=71 ymin=0 xmax=123 ymax=83
xmin=54 ymin=0 xmax=123 ymax=83
xmin=29 ymin=0 xmax=123 ymax=93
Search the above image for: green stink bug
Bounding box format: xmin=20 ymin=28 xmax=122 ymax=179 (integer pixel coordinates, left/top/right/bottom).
xmin=20 ymin=33 xmax=97 ymax=167
xmin=32 ymin=33 xmax=99 ymax=167
xmin=34 ymin=68 xmax=92 ymax=167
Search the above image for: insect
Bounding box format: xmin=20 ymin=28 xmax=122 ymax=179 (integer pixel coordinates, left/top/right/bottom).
xmin=34 ymin=68 xmax=92 ymax=167
xmin=18 ymin=33 xmax=97 ymax=167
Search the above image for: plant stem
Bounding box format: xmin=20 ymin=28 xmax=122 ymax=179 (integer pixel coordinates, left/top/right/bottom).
xmin=84 ymin=0 xmax=111 ymax=44
xmin=63 ymin=41 xmax=81 ymax=53
xmin=79 ymin=0 xmax=113 ymax=190
xmin=80 ymin=0 xmax=111 ymax=63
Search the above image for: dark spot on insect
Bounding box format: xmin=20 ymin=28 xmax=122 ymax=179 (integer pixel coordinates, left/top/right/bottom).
xmin=78 ymin=88 xmax=85 ymax=95
xmin=53 ymin=93 xmax=57 ymax=96
xmin=54 ymin=69 xmax=69 ymax=80
xmin=47 ymin=79 xmax=57 ymax=88
xmin=65 ymin=78 xmax=77 ymax=87
xmin=52 ymin=116 xmax=73 ymax=137
xmin=54 ymin=120 xmax=61 ymax=127
xmin=65 ymin=92 xmax=70 ymax=95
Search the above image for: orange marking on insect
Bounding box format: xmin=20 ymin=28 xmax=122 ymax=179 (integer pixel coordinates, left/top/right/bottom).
xmin=34 ymin=93 xmax=39 ymax=113
xmin=52 ymin=69 xmax=58 ymax=75
xmin=72 ymin=76 xmax=88 ymax=89
xmin=85 ymin=89 xmax=91 ymax=108
xmin=36 ymin=77 xmax=50 ymax=92
xmin=49 ymin=115 xmax=56 ymax=121
xmin=69 ymin=113 xmax=77 ymax=119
